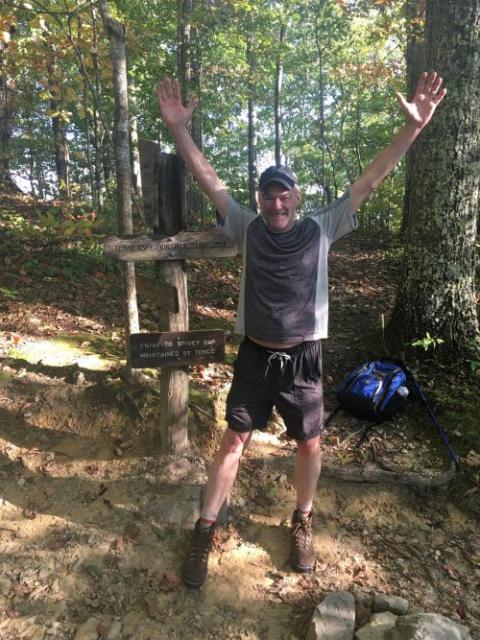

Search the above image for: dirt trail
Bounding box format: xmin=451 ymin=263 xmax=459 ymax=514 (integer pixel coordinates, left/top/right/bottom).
xmin=0 ymin=199 xmax=479 ymax=639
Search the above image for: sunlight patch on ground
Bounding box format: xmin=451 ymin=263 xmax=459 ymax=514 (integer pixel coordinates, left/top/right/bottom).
xmin=7 ymin=338 xmax=120 ymax=370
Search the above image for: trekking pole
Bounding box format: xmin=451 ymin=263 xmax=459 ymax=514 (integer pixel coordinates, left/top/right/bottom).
xmin=407 ymin=373 xmax=460 ymax=466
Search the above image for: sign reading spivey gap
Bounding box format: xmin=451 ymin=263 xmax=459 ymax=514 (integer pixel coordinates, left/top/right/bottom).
xmin=130 ymin=330 xmax=225 ymax=368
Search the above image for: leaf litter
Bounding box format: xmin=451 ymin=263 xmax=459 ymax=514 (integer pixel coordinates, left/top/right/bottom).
xmin=0 ymin=197 xmax=479 ymax=638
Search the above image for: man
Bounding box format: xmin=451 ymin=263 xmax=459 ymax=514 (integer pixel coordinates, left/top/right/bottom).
xmin=156 ymin=72 xmax=446 ymax=588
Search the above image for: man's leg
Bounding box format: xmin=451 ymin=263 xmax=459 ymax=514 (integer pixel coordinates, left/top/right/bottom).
xmin=294 ymin=435 xmax=321 ymax=514
xmin=182 ymin=427 xmax=251 ymax=588
xmin=201 ymin=427 xmax=252 ymax=521
xmin=290 ymin=435 xmax=321 ymax=573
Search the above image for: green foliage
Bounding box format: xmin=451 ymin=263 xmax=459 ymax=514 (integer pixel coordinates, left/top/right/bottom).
xmin=411 ymin=332 xmax=445 ymax=352
xmin=0 ymin=204 xmax=121 ymax=307
xmin=467 ymin=358 xmax=480 ymax=374
xmin=0 ymin=286 xmax=20 ymax=300
xmin=5 ymin=0 xmax=410 ymax=231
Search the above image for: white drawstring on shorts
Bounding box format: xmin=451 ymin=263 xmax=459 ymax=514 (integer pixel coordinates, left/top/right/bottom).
xmin=265 ymin=350 xmax=293 ymax=378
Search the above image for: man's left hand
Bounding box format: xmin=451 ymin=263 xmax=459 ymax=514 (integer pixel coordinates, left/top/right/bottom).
xmin=396 ymin=71 xmax=447 ymax=130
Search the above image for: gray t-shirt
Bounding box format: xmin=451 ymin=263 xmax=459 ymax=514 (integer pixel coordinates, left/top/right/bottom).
xmin=222 ymin=193 xmax=358 ymax=342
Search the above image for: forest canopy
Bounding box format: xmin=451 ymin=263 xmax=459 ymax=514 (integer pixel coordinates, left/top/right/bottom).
xmin=3 ymin=0 xmax=408 ymax=229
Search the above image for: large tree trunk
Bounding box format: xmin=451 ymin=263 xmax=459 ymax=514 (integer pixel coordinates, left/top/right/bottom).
xmin=99 ymin=0 xmax=139 ymax=371
xmin=390 ymin=0 xmax=479 ymax=352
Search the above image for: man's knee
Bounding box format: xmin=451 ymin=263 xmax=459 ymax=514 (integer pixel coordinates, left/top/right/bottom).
xmin=297 ymin=435 xmax=321 ymax=456
xmin=219 ymin=427 xmax=252 ymax=456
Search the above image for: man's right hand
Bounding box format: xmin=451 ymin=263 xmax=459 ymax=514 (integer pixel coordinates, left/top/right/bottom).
xmin=155 ymin=77 xmax=198 ymax=130
xmin=154 ymin=77 xmax=230 ymax=218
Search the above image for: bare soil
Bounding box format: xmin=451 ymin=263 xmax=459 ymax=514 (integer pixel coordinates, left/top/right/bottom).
xmin=0 ymin=196 xmax=479 ymax=639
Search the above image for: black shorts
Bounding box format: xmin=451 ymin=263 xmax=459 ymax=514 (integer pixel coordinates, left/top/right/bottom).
xmin=226 ymin=337 xmax=324 ymax=441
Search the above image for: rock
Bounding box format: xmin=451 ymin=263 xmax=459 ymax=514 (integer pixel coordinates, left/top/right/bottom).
xmin=306 ymin=591 xmax=356 ymax=640
xmin=355 ymin=612 xmax=397 ymax=640
xmin=150 ymin=482 xmax=229 ymax=527
xmin=373 ymin=593 xmax=409 ymax=616
xmin=353 ymin=590 xmax=374 ymax=628
xmin=151 ymin=485 xmax=202 ymax=526
xmin=106 ymin=620 xmax=122 ymax=640
xmin=386 ymin=613 xmax=472 ymax=640
xmin=74 ymin=617 xmax=100 ymax=640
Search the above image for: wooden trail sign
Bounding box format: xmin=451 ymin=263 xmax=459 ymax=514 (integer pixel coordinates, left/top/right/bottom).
xmin=130 ymin=330 xmax=225 ymax=368
xmin=104 ymin=230 xmax=237 ymax=262
xmin=106 ymin=144 xmax=236 ymax=455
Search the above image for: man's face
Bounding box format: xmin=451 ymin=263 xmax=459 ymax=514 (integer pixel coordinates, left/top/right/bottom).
xmin=258 ymin=182 xmax=301 ymax=233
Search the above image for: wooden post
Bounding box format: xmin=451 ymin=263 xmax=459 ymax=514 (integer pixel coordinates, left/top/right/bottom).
xmin=156 ymin=152 xmax=189 ymax=453
xmin=114 ymin=143 xmax=235 ymax=454
xmin=139 ymin=140 xmax=159 ymax=231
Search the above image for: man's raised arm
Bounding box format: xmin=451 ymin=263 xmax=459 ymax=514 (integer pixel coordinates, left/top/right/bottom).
xmin=349 ymin=72 xmax=447 ymax=212
xmin=156 ymin=78 xmax=231 ymax=219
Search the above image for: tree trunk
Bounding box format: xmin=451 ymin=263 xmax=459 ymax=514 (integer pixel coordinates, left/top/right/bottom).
xmin=314 ymin=8 xmax=338 ymax=204
xmin=130 ymin=105 xmax=142 ymax=200
xmin=190 ymin=17 xmax=206 ymax=225
xmin=390 ymin=0 xmax=479 ymax=352
xmin=177 ymin=0 xmax=192 ymax=223
xmin=89 ymin=2 xmax=105 ymax=211
xmin=274 ymin=24 xmax=286 ymax=166
xmin=99 ymin=0 xmax=140 ymax=372
xmin=156 ymin=152 xmax=189 ymax=454
xmin=247 ymin=35 xmax=258 ymax=211
xmin=0 ymin=27 xmax=21 ymax=193
xmin=48 ymin=61 xmax=70 ymax=199
xmin=401 ymin=0 xmax=426 ymax=236
xmin=83 ymin=74 xmax=95 ymax=202
xmin=27 ymin=122 xmax=36 ymax=196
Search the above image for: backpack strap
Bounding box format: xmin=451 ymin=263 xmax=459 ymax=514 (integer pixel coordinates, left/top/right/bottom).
xmin=355 ymin=422 xmax=380 ymax=448
xmin=324 ymin=406 xmax=380 ymax=448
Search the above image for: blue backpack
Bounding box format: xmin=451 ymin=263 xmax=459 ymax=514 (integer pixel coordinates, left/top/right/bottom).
xmin=329 ymin=359 xmax=459 ymax=465
xmin=336 ymin=360 xmax=408 ymax=422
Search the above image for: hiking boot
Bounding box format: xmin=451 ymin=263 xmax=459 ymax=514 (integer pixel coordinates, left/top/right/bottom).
xmin=290 ymin=509 xmax=315 ymax=573
xmin=182 ymin=520 xmax=215 ymax=588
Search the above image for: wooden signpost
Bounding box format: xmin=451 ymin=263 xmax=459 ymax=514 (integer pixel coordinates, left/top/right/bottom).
xmin=105 ymin=142 xmax=237 ymax=454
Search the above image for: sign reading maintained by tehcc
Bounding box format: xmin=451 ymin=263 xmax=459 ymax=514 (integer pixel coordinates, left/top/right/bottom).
xmin=130 ymin=330 xmax=225 ymax=368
